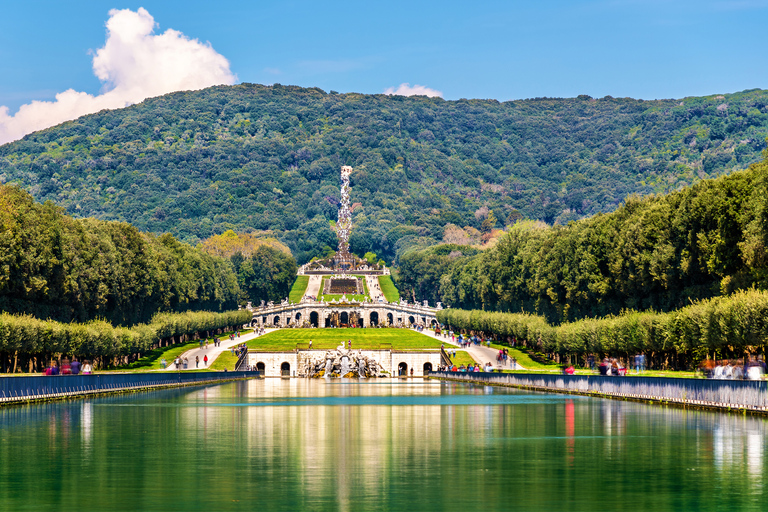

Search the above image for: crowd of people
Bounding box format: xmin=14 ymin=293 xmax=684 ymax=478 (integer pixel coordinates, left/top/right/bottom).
xmin=43 ymin=358 xmax=93 ymax=375
xmin=700 ymin=357 xmax=767 ymax=380
xmin=438 ymin=362 xmax=497 ymax=372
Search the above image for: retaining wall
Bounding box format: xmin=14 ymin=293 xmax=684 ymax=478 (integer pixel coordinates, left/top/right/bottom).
xmin=0 ymin=371 xmax=256 ymax=405
xmin=432 ymin=372 xmax=768 ymax=413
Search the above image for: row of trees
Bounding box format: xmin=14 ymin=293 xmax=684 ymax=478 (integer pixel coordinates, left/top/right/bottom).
xmin=400 ymin=155 xmax=768 ymax=323
xmin=0 ymin=184 xmax=241 ymax=325
xmin=438 ymin=288 xmax=768 ymax=370
xmin=0 ymin=309 xmax=253 ymax=373
xmin=0 ymin=186 xmax=298 ymax=325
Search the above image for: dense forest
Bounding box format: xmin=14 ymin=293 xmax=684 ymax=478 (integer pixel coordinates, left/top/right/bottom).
xmin=2 ymin=84 xmax=768 ymax=263
xmin=401 ymin=154 xmax=768 ymax=324
xmin=0 ymin=185 xmax=296 ymax=326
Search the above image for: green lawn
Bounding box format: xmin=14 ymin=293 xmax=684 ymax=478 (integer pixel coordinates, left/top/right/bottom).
xmin=447 ymin=350 xmax=477 ymax=367
xmin=378 ymin=275 xmax=400 ymax=302
xmin=247 ymin=328 xmax=442 ymax=351
xmin=487 ymin=343 xmax=561 ymax=371
xmin=209 ymin=350 xmax=239 ymax=371
xmin=289 ymin=276 xmax=309 ymax=303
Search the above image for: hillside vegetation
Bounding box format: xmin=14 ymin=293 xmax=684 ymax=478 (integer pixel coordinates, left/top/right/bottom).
xmin=2 ymin=84 xmax=767 ymax=263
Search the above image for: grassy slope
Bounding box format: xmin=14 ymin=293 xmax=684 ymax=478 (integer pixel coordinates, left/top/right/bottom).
xmin=289 ymin=275 xmax=310 ymax=302
xmin=247 ymin=328 xmax=442 ymax=351
xmin=113 ymin=329 xmax=252 ymax=371
xmin=209 ymin=350 xmax=238 ymax=371
xmin=378 ymin=275 xmax=400 ymax=302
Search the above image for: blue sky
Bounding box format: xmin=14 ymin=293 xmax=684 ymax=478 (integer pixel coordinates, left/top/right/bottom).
xmin=1 ymin=0 xmax=767 ymax=141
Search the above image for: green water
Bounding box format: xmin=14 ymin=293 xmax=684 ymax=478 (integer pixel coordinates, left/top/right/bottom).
xmin=0 ymin=379 xmax=766 ymax=511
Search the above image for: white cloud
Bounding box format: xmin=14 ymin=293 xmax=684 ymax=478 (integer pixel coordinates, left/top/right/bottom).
xmin=383 ymin=83 xmax=443 ymax=98
xmin=0 ymin=8 xmax=236 ymax=145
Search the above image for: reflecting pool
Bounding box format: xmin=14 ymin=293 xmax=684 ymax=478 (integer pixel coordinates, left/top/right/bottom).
xmin=0 ymin=379 xmax=766 ymax=511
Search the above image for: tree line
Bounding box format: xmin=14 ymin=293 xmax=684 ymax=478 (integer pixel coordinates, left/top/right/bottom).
xmin=400 ymin=153 xmax=768 ymax=323
xmin=0 ymin=185 xmax=296 ymax=325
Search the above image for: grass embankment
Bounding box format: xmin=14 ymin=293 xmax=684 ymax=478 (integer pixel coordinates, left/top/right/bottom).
xmin=115 ymin=329 xmax=252 ymax=372
xmin=289 ymin=276 xmax=310 ymax=302
xmin=318 ymin=275 xmax=369 ymax=302
xmin=209 ymin=350 xmax=239 ymax=371
xmin=378 ymin=275 xmax=400 ymax=302
xmin=247 ymin=328 xmax=442 ymax=351
xmin=447 ymin=350 xmax=477 ymax=367
xmin=485 ymin=343 xmax=560 ymax=371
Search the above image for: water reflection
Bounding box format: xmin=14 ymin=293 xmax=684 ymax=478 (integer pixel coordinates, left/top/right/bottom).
xmin=0 ymin=380 xmax=767 ymax=511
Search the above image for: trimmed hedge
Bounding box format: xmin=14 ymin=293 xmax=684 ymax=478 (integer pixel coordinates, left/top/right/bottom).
xmin=0 ymin=309 xmax=252 ymax=372
xmin=438 ymin=289 xmax=768 ymax=369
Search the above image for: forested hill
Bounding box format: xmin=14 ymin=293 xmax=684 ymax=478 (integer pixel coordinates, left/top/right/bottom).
xmin=1 ymin=83 xmax=768 ymax=263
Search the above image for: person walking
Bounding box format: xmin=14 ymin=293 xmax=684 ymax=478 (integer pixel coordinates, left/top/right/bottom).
xmin=309 ymin=339 xmax=313 ymax=349
xmin=195 ymin=356 xmax=199 ymax=368
xmin=203 ymin=354 xmax=208 ymax=367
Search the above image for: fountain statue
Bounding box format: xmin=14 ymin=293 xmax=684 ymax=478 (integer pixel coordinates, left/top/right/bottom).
xmin=300 ymin=348 xmax=385 ymax=378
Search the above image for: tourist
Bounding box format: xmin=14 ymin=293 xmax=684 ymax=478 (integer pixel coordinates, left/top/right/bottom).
xmin=71 ymin=358 xmax=81 ymax=375
xmin=61 ymin=358 xmax=71 ymax=375
xmin=713 ymin=361 xmax=724 ymax=379
xmin=82 ymin=360 xmax=93 ymax=375
xmin=160 ymin=358 xmax=167 ymax=369
xmin=196 ymin=356 xmax=200 ymax=368
xmin=563 ymin=365 xmax=575 ymax=375
xmin=184 ymin=357 xmax=189 ymax=369
xmin=309 ymin=339 xmax=313 ymax=349
xmin=51 ymin=362 xmax=59 ymax=376
xmin=204 ymin=354 xmax=208 ymax=367
xmin=511 ymin=357 xmax=517 ymax=370
xmin=174 ymin=357 xmax=180 ymax=370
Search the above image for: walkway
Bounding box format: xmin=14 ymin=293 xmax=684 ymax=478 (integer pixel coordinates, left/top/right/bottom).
xmin=365 ymin=275 xmax=385 ymax=302
xmin=304 ymin=275 xmax=322 ymax=300
xmin=415 ymin=328 xmax=525 ymax=370
xmin=170 ymin=329 xmax=276 ymax=370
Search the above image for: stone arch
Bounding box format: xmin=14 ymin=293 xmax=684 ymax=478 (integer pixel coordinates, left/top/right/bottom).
xmin=256 ymin=362 xmax=265 ymax=373
xmin=423 ymin=362 xmax=433 ymax=373
xmin=295 ymin=312 xmax=302 ymax=322
xmin=340 ymin=311 xmax=349 ymax=326
xmin=398 ymin=362 xmax=408 ymax=376
xmin=357 ymin=316 xmax=364 ymax=327
xmin=430 ymin=319 xmax=437 ymax=327
xmin=281 ymin=362 xmax=291 ymax=376
xmin=310 ymin=311 xmax=319 ymax=327
xmin=387 ymin=313 xmax=393 ymax=325
xmin=325 ymin=315 xmax=332 ymax=327
xmin=250 ymin=318 xmax=258 ymax=327
xmin=370 ymin=311 xmax=379 ymax=326
xmin=408 ymin=315 xmax=416 ymax=325
xmin=273 ymin=315 xmax=280 ymax=325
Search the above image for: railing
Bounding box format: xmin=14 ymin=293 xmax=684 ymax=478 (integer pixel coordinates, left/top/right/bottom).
xmin=431 ymin=372 xmax=768 ymax=412
xmin=0 ymin=371 xmax=256 ymax=405
xmin=235 ymin=347 xmax=249 ymax=371
xmin=439 ymin=347 xmax=452 ymax=366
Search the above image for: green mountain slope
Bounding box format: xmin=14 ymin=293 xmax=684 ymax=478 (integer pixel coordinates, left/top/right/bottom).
xmin=1 ymin=83 xmax=767 ymax=263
